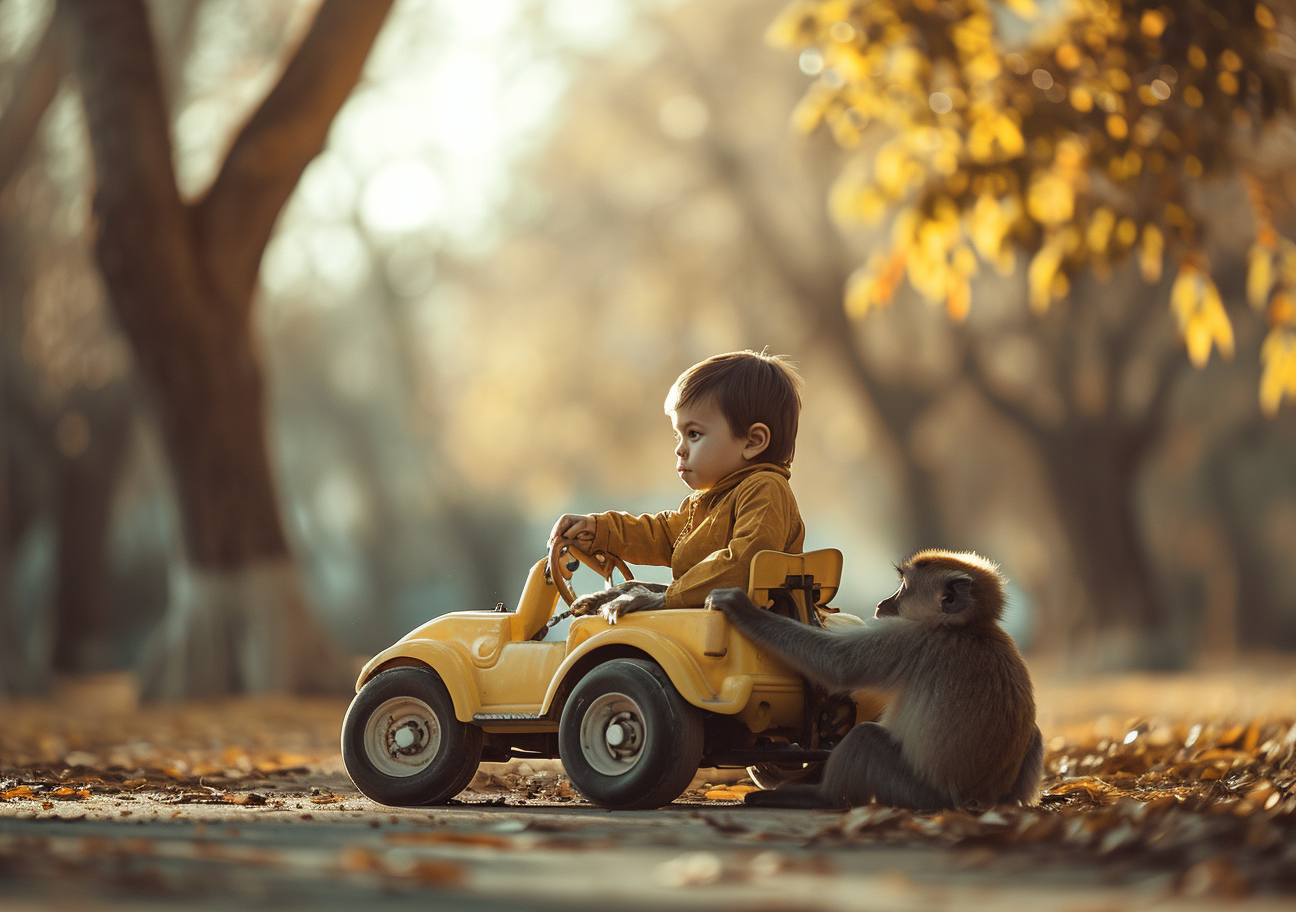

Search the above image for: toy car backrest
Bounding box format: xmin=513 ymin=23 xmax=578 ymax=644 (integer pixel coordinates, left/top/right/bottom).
xmin=747 ymin=549 xmax=843 ymax=624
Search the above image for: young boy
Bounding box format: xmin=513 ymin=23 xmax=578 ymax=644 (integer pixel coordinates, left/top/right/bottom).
xmin=548 ymin=350 xmax=804 ymax=622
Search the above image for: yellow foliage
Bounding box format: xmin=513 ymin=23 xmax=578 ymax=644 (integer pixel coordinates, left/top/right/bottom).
xmin=1139 ymin=224 xmax=1164 ymax=284
xmin=845 ymin=263 xmax=879 ymax=318
xmin=967 ymin=108 xmax=1024 ymax=162
xmin=791 ymin=85 xmax=835 ymax=134
xmin=875 ymin=140 xmax=927 ymax=197
xmin=1027 ymin=171 xmax=1075 ymax=225
xmin=845 ymin=250 xmax=906 ymax=318
xmin=1247 ymin=242 xmax=1274 ymax=311
xmin=947 ymin=275 xmax=971 ymax=320
xmin=827 ymin=109 xmax=863 ymax=146
xmin=1087 ymin=206 xmax=1115 ymax=254
xmin=1028 ymin=235 xmax=1064 ymax=314
xmin=1139 ymin=9 xmax=1166 ymax=38
xmin=1171 ymin=263 xmax=1235 ymax=368
xmin=1056 ymin=42 xmax=1082 ymax=69
xmin=970 ymin=193 xmax=1009 ymax=263
xmin=1259 ymin=328 xmax=1296 ymax=416
xmin=1270 ymin=241 xmax=1296 ymax=287
xmin=777 ymin=0 xmax=1296 ymax=413
xmin=765 ymin=0 xmax=818 ymax=47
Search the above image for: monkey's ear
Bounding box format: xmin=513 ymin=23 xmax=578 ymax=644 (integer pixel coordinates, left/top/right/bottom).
xmin=940 ymin=575 xmax=974 ymax=614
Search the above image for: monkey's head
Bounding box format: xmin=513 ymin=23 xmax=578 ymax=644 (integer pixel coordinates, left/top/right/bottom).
xmin=875 ymin=550 xmax=1006 ymax=627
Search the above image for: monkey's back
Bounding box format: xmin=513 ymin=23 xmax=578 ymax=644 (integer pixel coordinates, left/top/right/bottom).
xmin=881 ymin=624 xmax=1036 ymax=806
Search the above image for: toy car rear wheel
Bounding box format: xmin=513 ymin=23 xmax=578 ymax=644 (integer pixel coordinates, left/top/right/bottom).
xmin=341 ymin=666 xmax=483 ymax=806
xmin=559 ymin=658 xmax=702 ymax=810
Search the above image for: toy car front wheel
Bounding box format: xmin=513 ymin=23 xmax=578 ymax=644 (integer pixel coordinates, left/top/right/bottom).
xmin=559 ymin=659 xmax=702 ymax=810
xmin=341 ymin=666 xmax=482 ymax=806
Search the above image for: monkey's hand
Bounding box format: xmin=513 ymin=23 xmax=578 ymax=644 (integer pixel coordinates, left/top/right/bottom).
xmin=705 ymin=587 xmax=760 ymax=619
xmin=599 ymin=587 xmax=667 ymax=625
xmin=570 ymin=581 xmax=667 ymax=618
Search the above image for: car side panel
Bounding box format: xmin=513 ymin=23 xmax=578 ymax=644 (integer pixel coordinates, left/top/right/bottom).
xmin=476 ymin=641 xmax=566 ymax=710
xmin=541 ymin=611 xmax=805 ymax=728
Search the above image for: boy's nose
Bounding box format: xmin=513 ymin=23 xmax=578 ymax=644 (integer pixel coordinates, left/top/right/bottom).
xmin=675 ymin=441 xmax=687 ymax=457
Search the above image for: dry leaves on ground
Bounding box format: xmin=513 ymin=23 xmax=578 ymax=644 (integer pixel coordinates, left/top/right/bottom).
xmin=3 ymin=678 xmax=1296 ymax=897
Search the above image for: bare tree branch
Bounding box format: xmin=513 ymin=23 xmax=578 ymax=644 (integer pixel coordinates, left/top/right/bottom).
xmin=195 ymin=0 xmax=395 ymax=314
xmin=0 ymin=5 xmax=65 ymax=194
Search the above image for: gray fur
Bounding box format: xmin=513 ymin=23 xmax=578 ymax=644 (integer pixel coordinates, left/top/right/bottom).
xmin=707 ymin=549 xmax=1043 ymax=810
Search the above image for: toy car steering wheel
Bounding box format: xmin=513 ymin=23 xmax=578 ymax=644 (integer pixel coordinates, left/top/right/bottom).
xmin=547 ymin=538 xmax=634 ymax=608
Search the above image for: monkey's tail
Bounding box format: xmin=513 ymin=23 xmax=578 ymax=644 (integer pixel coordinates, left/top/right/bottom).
xmin=1005 ymin=726 xmax=1045 ymax=806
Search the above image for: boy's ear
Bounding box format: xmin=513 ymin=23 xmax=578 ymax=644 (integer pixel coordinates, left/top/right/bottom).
xmin=742 ymin=422 xmax=770 ymax=459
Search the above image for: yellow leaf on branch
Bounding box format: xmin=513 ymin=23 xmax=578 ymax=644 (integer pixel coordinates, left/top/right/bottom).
xmin=1171 ymin=263 xmax=1234 ymax=368
xmin=1247 ymin=241 xmax=1274 ymax=310
xmin=1087 ymin=206 xmax=1115 ymax=254
xmin=947 ymin=275 xmax=971 ymax=320
xmin=1139 ymin=224 xmax=1164 ymax=284
xmin=1027 ymin=230 xmax=1078 ymax=314
xmin=1259 ymin=328 xmax=1296 ymax=416
xmin=1027 ymin=171 xmax=1075 ymax=225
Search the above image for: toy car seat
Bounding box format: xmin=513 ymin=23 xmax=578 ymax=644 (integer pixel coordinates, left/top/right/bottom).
xmin=747 ymin=549 xmax=843 ymax=626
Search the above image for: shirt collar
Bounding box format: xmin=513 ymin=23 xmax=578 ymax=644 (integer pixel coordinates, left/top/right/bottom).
xmin=693 ymin=463 xmax=790 ymax=505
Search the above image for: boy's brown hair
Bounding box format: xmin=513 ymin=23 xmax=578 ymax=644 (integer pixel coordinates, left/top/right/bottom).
xmin=665 ymin=350 xmax=802 ymax=468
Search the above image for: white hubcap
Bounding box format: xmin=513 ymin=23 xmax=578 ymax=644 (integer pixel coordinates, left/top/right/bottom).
xmin=364 ymin=696 xmax=443 ymax=777
xmin=580 ymin=693 xmax=646 ymax=776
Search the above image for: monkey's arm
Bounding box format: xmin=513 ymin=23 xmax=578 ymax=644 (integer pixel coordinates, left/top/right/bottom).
xmin=570 ymin=581 xmax=668 ymax=617
xmin=706 ymin=588 xmax=912 ymax=692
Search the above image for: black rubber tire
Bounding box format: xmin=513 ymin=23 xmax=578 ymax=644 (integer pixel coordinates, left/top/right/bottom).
xmin=558 ymin=659 xmax=703 ymax=810
xmin=341 ymin=666 xmax=483 ymax=806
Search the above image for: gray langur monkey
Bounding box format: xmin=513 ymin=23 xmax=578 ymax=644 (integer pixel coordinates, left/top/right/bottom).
xmin=706 ymin=549 xmax=1044 ymax=810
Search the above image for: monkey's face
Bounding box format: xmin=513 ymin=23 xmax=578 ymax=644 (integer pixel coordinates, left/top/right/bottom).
xmin=875 ymin=561 xmax=978 ymax=625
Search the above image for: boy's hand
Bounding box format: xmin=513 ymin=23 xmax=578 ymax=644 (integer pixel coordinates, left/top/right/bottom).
xmin=548 ymin=514 xmax=596 ymax=551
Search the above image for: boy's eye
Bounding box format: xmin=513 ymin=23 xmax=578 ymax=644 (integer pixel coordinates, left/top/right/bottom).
xmin=688 ymin=430 xmax=701 ymax=440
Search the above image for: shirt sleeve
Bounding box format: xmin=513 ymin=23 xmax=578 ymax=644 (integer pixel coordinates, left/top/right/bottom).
xmin=589 ymin=501 xmax=689 ymax=568
xmin=663 ymin=476 xmax=800 ymax=609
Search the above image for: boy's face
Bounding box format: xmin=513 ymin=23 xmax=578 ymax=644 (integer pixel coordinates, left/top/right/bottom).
xmin=670 ymin=396 xmax=762 ymax=491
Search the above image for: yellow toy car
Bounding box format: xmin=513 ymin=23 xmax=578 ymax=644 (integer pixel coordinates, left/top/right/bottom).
xmin=341 ymin=540 xmax=864 ymax=810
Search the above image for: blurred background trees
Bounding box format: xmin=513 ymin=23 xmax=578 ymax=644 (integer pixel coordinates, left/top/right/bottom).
xmin=2 ymin=0 xmax=1294 ymax=697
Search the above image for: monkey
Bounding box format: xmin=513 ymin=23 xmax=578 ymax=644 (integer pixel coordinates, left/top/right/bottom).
xmin=705 ymin=549 xmax=1044 ymax=810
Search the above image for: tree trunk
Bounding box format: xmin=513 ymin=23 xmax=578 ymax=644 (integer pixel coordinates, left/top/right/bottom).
xmin=60 ymin=0 xmax=393 ymax=697
xmin=51 ymin=384 xmax=134 ymax=673
xmin=1039 ymin=423 xmax=1175 ymax=667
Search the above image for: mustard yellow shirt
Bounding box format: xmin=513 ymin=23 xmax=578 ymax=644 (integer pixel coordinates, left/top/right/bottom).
xmin=589 ymin=464 xmax=804 ymax=609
